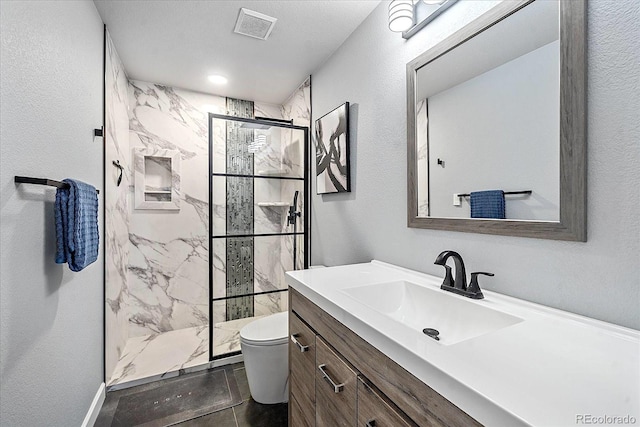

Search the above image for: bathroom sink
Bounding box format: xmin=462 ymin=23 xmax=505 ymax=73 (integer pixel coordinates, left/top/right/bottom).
xmin=341 ymin=281 xmax=523 ymax=345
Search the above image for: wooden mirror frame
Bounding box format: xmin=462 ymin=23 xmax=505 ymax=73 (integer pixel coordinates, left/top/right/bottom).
xmin=406 ymin=0 xmax=586 ymax=241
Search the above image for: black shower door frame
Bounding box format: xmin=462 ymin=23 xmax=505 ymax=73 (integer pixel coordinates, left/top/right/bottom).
xmin=208 ymin=113 xmax=310 ymax=361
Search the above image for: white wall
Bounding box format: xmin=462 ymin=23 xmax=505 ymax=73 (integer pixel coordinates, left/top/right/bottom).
xmin=428 ymin=40 xmax=559 ymax=220
xmin=0 ymin=1 xmax=105 ymax=425
xmin=311 ymin=1 xmax=640 ymax=329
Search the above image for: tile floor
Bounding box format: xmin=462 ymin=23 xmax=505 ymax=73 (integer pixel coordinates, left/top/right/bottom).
xmin=96 ymin=363 xmax=288 ymax=427
xmin=178 ymin=364 xmax=288 ymax=427
xmin=109 ymin=316 xmax=268 ymax=387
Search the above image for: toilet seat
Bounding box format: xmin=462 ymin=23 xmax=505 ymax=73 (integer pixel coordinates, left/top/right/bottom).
xmin=239 ymin=311 xmax=288 ymax=347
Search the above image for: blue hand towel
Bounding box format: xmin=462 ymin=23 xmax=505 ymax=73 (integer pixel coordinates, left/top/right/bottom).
xmin=55 ymin=179 xmax=99 ymax=271
xmin=470 ymin=190 xmax=505 ymax=219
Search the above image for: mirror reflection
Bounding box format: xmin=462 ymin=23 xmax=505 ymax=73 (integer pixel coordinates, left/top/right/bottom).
xmin=415 ymin=0 xmax=560 ymax=221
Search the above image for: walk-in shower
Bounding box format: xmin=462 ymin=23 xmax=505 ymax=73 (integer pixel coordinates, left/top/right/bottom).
xmin=209 ymin=113 xmax=309 ymax=360
xmin=103 ymin=37 xmax=310 ymax=385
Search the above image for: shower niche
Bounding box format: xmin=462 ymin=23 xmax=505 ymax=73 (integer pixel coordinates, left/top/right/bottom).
xmin=134 ymin=147 xmax=181 ymax=210
xmin=209 ymin=113 xmax=309 ymax=359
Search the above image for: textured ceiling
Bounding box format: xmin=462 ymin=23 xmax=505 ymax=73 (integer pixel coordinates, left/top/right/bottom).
xmin=94 ymin=0 xmax=381 ymax=104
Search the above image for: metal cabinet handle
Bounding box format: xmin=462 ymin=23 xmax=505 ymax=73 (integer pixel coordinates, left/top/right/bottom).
xmin=318 ymin=364 xmax=344 ymax=393
xmin=290 ymin=334 xmax=309 ymax=353
xmin=365 ymin=420 xmax=376 ymax=427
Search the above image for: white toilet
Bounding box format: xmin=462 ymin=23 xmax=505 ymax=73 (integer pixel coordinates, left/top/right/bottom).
xmin=239 ymin=311 xmax=289 ymax=404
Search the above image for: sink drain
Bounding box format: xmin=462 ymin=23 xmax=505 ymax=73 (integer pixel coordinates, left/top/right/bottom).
xmin=423 ymin=328 xmax=440 ymax=341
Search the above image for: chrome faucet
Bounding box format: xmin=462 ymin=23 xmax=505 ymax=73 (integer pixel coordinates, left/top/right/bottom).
xmin=434 ymin=250 xmax=493 ymax=300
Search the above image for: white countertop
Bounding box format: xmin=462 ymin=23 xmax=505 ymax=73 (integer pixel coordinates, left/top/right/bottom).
xmin=285 ymin=261 xmax=640 ymax=427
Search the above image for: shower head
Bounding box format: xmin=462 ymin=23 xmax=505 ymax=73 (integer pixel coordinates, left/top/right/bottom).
xmin=239 ymin=122 xmax=271 ymax=130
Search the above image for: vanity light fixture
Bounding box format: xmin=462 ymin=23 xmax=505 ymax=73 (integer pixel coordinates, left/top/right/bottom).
xmin=207 ymin=75 xmax=228 ymax=85
xmin=389 ymin=0 xmax=415 ymax=32
xmin=389 ymin=0 xmax=458 ymax=39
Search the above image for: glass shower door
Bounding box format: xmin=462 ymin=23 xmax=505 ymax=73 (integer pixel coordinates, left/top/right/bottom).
xmin=208 ymin=114 xmax=308 ymax=359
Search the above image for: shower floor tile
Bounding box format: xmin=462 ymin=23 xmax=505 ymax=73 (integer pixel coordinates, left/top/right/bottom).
xmin=108 ymin=326 xmax=209 ymax=388
xmin=212 ymin=315 xmax=268 ymax=357
xmin=108 ymin=316 xmax=270 ymax=388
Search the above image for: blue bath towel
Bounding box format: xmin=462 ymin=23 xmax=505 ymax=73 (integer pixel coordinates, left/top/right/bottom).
xmin=470 ymin=190 xmax=505 ymax=219
xmin=55 ymin=179 xmax=99 ymax=271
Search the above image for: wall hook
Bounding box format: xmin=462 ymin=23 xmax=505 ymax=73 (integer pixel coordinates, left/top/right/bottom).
xmin=437 ymin=158 xmax=445 ymax=167
xmin=94 ymin=127 xmax=104 ymax=137
xmin=112 ymin=160 xmax=124 ymax=186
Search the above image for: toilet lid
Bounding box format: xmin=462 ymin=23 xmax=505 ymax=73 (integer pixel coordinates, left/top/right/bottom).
xmin=240 ymin=311 xmax=288 ymax=345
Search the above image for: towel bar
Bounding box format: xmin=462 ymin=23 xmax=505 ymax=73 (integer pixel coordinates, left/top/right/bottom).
xmin=458 ymin=190 xmax=531 ymax=198
xmin=14 ymin=176 xmax=100 ymax=194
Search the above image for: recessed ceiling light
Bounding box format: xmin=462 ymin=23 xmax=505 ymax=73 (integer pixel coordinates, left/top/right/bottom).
xmin=208 ymin=75 xmax=228 ymax=85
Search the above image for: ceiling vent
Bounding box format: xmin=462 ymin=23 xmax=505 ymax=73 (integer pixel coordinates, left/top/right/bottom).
xmin=233 ymin=8 xmax=277 ymax=40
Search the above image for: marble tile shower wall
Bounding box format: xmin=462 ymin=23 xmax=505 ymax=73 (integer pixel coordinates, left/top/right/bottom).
xmin=127 ymin=81 xmax=221 ymax=338
xmin=282 ymin=77 xmax=311 ymax=128
xmin=280 ymin=77 xmax=311 ymax=308
xmin=105 ymin=32 xmax=131 ymax=379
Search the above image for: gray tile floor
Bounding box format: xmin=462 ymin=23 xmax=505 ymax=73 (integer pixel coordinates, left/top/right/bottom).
xmin=95 ymin=363 xmax=288 ymax=427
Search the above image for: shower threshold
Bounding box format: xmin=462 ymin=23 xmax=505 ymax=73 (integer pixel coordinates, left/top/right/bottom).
xmin=107 ymin=316 xmax=270 ymax=390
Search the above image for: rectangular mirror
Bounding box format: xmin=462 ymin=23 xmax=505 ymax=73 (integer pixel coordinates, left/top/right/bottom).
xmin=407 ymin=0 xmax=586 ymax=241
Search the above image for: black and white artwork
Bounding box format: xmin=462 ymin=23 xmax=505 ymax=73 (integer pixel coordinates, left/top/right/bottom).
xmin=315 ymin=102 xmax=350 ymax=194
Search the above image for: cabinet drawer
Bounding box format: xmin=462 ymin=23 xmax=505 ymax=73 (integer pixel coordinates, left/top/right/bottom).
xmin=291 ymin=394 xmax=314 ymax=427
xmin=290 ymin=312 xmax=316 ymax=425
xmin=316 ymin=337 xmax=357 ymax=427
xmin=357 ymin=378 xmax=416 ymax=427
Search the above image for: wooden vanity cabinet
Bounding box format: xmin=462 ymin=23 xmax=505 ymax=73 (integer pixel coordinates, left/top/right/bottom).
xmin=289 ymin=311 xmax=317 ymax=427
xmin=289 ymin=288 xmax=482 ymax=427
xmin=315 ymin=337 xmax=358 ymax=426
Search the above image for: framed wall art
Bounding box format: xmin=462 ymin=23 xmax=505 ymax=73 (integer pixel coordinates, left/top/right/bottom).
xmin=315 ymin=102 xmax=350 ymax=194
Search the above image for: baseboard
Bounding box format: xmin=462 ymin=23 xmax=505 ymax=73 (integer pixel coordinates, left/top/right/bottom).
xmin=81 ymin=382 xmax=105 ymax=427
